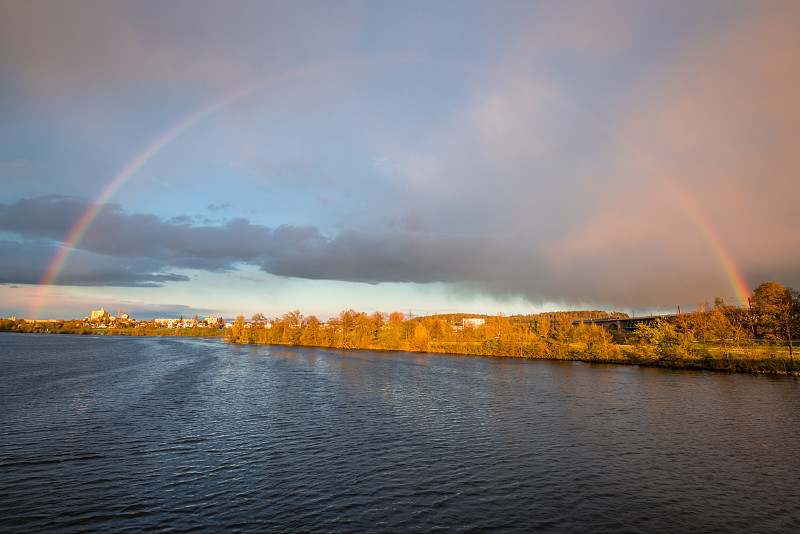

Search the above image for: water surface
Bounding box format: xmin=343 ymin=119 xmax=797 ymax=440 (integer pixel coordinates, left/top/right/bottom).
xmin=1 ymin=333 xmax=799 ymax=532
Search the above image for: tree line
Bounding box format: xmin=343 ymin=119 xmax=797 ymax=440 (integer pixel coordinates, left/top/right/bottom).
xmin=3 ymin=281 xmax=797 ymax=374
xmin=227 ymin=282 xmax=799 ymax=375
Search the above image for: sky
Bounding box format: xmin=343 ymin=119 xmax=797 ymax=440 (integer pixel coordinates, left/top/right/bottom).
xmin=1 ymin=0 xmax=799 ymax=321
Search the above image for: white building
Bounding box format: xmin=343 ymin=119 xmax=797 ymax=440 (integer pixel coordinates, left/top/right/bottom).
xmin=462 ymin=317 xmax=486 ymax=329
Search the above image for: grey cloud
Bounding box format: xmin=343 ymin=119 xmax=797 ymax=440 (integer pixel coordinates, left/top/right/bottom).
xmin=0 ymin=1 xmax=360 ymax=100
xmin=387 ymin=215 xmax=426 ymax=233
xmin=0 ymin=195 xmax=86 ymax=241
xmin=2 ymin=187 xmax=797 ymax=308
xmin=261 ymin=229 xmax=504 ymax=284
xmin=0 ymin=159 xmax=47 ymax=175
xmin=0 ymin=240 xmax=188 ymax=287
xmin=0 ymin=195 xmax=510 ymax=289
xmin=0 ymin=196 xmax=329 ymax=283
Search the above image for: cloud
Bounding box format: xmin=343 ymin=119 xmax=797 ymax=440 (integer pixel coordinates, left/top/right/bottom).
xmin=0 ymin=239 xmax=188 ymax=287
xmin=4 ymin=193 xmax=788 ymax=308
xmin=0 ymin=195 xmax=503 ymax=287
xmin=357 ymin=1 xmax=800 ymax=305
xmin=387 ymin=215 xmax=426 ymax=233
xmin=227 ymin=273 xmax=272 ymax=283
xmin=0 ymin=159 xmax=47 ymax=175
xmin=1 ymin=3 xmax=799 ymax=311
xmin=0 ymin=1 xmax=360 ymax=101
xmin=0 ymin=195 xmax=87 ymax=241
xmin=207 ymin=202 xmax=231 ymax=212
xmin=545 ymin=1 xmax=800 ymax=298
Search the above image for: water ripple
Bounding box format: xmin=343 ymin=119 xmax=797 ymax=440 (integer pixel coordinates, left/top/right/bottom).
xmin=1 ymin=334 xmax=799 ymax=532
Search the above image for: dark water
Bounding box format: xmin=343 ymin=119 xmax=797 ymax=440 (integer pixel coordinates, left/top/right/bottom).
xmin=1 ymin=333 xmax=799 ymax=533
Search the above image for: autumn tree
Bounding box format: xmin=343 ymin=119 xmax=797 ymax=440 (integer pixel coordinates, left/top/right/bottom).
xmin=692 ymin=300 xmax=712 ymax=342
xmin=422 ymin=315 xmax=444 ymax=342
xmin=300 ymin=315 xmax=320 ymax=346
xmin=749 ymin=282 xmax=800 ymax=361
xmin=352 ymin=312 xmax=378 ymax=348
xmin=379 ymin=323 xmax=402 ymax=350
xmin=704 ymin=306 xmax=743 ymax=364
xmin=672 ymin=310 xmax=695 ymax=337
xmin=280 ymin=310 xmax=303 ymax=344
xmin=536 ymin=317 xmax=551 ymax=339
xmin=577 ymin=322 xmax=614 ymax=361
xmin=229 ymin=315 xmax=246 ymax=343
xmin=377 ymin=312 xmax=404 ymax=350
xmin=629 ymin=319 xmax=685 ymax=362
xmin=323 ymin=317 xmax=343 ymax=347
xmin=372 ymin=311 xmax=386 ymax=329
xmin=412 ymin=322 xmax=429 ymax=352
xmin=541 ymin=315 xmax=572 ymax=358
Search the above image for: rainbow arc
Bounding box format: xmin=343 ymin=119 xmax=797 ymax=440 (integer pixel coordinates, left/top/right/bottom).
xmin=28 ymin=58 xmax=750 ymax=318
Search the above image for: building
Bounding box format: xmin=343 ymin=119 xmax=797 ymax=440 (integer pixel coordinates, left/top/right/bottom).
xmin=462 ymin=317 xmax=486 ymax=329
xmin=90 ymin=308 xmax=110 ymax=321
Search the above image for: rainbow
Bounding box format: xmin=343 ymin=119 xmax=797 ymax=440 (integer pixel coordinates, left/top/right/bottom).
xmin=658 ymin=170 xmax=751 ymax=306
xmin=26 ymin=81 xmax=268 ymax=318
xmin=28 ymin=57 xmax=751 ymax=318
xmin=34 ymin=82 xmax=256 ymax=291
xmin=609 ymin=136 xmax=752 ymax=307
xmin=527 ymin=96 xmax=752 ymax=307
xmin=28 ymin=58 xmax=420 ymax=318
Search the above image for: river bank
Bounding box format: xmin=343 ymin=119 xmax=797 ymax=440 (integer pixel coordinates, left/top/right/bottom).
xmin=2 ymin=319 xmax=797 ymax=375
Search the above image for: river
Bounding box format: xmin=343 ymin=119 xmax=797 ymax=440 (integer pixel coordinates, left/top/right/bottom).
xmin=1 ymin=333 xmax=798 ymax=532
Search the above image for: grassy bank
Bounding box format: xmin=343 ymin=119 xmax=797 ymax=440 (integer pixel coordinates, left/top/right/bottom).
xmin=3 ymin=316 xmax=797 ymax=375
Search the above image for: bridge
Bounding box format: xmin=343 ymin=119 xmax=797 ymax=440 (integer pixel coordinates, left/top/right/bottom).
xmin=572 ymin=314 xmax=679 ymax=338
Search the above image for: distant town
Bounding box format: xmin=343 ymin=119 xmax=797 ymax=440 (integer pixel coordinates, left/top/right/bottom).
xmin=85 ymin=307 xmax=228 ymax=330
xmin=1 ymin=308 xmax=227 ymax=329
xmin=0 ymin=307 xmax=492 ymax=332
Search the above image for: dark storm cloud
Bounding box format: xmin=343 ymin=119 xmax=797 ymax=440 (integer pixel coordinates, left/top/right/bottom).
xmin=0 ymin=240 xmax=188 ymax=287
xmin=0 ymin=195 xmax=86 ymax=240
xmin=2 ymin=183 xmax=798 ymax=307
xmin=261 ymin=229 xmax=505 ymax=284
xmin=0 ymin=195 xmax=509 ymax=289
xmin=0 ymin=196 xmax=320 ymax=274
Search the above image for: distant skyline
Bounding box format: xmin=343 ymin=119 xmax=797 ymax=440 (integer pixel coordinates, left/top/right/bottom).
xmin=1 ymin=1 xmax=799 ymax=320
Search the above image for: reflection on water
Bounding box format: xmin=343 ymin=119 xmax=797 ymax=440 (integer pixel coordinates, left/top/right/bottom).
xmin=1 ymin=333 xmax=799 ymax=532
